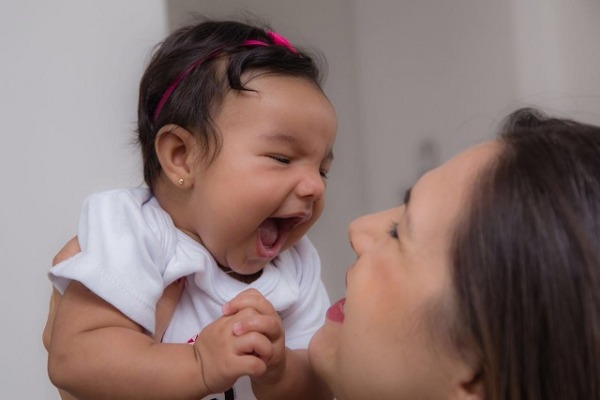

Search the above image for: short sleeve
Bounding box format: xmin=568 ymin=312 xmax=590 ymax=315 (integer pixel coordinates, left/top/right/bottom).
xmin=48 ymin=188 xmax=171 ymax=334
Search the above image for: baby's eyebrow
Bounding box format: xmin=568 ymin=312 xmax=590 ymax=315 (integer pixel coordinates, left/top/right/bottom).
xmin=260 ymin=133 xmax=334 ymax=163
xmin=260 ymin=132 xmax=299 ymax=145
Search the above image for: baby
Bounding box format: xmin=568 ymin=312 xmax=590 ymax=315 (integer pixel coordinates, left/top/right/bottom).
xmin=46 ymin=19 xmax=336 ymax=400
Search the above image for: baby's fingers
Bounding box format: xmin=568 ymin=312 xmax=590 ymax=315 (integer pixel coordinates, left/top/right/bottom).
xmin=232 ymin=313 xmax=283 ymax=342
xmin=234 ymin=330 xmax=274 ymax=365
xmin=222 ymin=288 xmax=275 ymax=316
xmin=237 ymin=354 xmax=269 ymax=379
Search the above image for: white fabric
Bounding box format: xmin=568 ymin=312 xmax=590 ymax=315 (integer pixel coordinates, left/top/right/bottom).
xmin=49 ymin=188 xmax=330 ymax=400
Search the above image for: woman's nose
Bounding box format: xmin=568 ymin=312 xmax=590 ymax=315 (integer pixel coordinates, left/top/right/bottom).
xmin=348 ymin=208 xmax=397 ymax=255
xmin=348 ymin=214 xmax=377 ymax=255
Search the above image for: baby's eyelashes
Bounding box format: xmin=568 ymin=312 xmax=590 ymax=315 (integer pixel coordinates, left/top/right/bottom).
xmin=268 ymin=155 xmax=291 ymax=164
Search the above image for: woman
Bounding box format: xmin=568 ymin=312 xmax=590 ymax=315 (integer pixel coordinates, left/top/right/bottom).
xmin=308 ymin=108 xmax=600 ymax=400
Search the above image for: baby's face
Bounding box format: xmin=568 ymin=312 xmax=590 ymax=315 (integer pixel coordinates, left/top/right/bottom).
xmin=180 ymin=73 xmax=336 ymax=275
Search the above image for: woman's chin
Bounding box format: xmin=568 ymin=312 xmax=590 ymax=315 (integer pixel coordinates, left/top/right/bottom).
xmin=308 ymin=321 xmax=341 ymax=389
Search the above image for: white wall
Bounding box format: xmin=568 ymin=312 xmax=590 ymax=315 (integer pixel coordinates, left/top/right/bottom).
xmin=511 ymin=0 xmax=600 ymax=121
xmin=2 ymin=1 xmax=599 ymax=398
xmin=351 ymin=0 xmax=600 ymax=213
xmin=0 ymin=1 xmax=168 ymax=397
xmin=350 ymin=0 xmax=521 ymax=212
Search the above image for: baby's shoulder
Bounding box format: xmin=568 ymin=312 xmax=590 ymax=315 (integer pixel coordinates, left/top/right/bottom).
xmin=83 ymin=187 xmax=151 ymax=205
xmin=80 ymin=188 xmax=156 ymax=217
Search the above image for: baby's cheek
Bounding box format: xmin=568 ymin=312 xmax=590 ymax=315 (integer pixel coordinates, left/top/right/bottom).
xmin=286 ymin=224 xmax=310 ymax=247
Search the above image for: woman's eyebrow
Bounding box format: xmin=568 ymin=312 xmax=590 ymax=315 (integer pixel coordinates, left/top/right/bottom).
xmin=402 ymin=188 xmax=412 ymax=237
xmin=403 ymin=188 xmax=412 ymax=205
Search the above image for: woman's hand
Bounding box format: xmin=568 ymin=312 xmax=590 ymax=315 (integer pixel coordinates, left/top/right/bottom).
xmin=43 ymin=237 xmax=81 ymax=351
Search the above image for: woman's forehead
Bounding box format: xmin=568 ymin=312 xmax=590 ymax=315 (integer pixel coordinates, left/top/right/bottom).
xmin=416 ymin=141 xmax=499 ymax=200
xmin=408 ymin=142 xmax=499 ymax=246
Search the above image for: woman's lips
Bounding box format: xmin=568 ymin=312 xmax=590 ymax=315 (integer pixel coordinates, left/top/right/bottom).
xmin=326 ymin=298 xmax=346 ymax=323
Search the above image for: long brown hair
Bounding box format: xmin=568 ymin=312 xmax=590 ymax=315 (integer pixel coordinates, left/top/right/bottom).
xmin=452 ymin=108 xmax=600 ymax=399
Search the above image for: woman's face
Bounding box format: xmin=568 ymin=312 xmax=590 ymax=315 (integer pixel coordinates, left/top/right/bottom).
xmin=309 ymin=143 xmax=498 ymax=400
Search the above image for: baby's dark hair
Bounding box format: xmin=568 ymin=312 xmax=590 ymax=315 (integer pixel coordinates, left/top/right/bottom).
xmin=137 ymin=19 xmax=325 ymax=188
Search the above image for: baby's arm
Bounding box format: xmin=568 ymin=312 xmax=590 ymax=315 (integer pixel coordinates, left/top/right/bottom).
xmin=46 ymin=244 xmax=267 ymax=399
xmin=223 ymin=289 xmax=333 ymax=400
xmin=47 ymin=280 xmax=211 ymax=399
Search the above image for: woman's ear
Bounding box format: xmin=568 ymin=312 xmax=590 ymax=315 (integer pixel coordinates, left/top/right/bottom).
xmin=454 ymin=367 xmax=484 ymax=400
xmin=155 ymin=124 xmax=197 ymax=188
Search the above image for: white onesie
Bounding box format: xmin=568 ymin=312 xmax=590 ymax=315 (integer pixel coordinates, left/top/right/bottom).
xmin=49 ymin=187 xmax=330 ymax=400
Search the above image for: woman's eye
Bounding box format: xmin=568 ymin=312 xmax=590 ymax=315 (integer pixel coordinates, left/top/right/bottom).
xmin=388 ymin=222 xmax=399 ymax=239
xmin=320 ymin=169 xmax=329 ymax=179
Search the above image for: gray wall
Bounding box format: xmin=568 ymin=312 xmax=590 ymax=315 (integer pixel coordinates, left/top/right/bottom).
xmin=2 ymin=1 xmax=599 ymax=398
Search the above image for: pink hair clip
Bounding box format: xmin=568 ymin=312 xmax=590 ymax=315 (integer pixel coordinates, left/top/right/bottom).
xmin=242 ymin=31 xmax=298 ymax=54
xmin=153 ymin=49 xmax=222 ymax=122
xmin=267 ymin=31 xmax=298 ymax=54
xmin=154 ymin=32 xmax=298 ymax=122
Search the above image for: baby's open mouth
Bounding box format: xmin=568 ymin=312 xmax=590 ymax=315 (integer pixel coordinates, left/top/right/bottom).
xmin=257 ymin=216 xmax=305 ymax=256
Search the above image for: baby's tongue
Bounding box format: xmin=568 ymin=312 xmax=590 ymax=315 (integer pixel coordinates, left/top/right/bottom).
xmin=258 ymin=219 xmax=278 ymax=248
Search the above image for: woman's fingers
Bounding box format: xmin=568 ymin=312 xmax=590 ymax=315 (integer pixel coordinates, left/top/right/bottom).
xmin=153 ymin=278 xmax=185 ymax=342
xmin=52 ymin=236 xmax=81 ymax=266
xmin=44 ymin=236 xmax=82 ymax=350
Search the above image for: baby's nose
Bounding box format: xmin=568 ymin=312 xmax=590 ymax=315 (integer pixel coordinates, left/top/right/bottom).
xmin=296 ymin=170 xmax=325 ymax=200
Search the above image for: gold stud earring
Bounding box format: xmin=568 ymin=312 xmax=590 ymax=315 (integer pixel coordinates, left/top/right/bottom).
xmin=178 ymin=178 xmax=184 ymax=185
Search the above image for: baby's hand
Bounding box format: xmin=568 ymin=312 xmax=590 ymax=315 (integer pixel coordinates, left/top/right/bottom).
xmin=222 ymin=289 xmax=286 ymax=386
xmin=192 ymin=307 xmax=273 ymax=393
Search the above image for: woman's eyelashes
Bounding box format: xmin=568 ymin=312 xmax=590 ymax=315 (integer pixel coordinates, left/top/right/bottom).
xmin=388 ymin=221 xmax=399 ymax=239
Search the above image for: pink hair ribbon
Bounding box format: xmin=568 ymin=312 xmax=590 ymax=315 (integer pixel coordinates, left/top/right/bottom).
xmin=243 ymin=31 xmax=298 ymax=54
xmin=152 ymin=49 xmax=221 ymax=122
xmin=152 ymin=60 xmax=199 ymax=122
xmin=153 ymin=32 xmax=298 ymax=122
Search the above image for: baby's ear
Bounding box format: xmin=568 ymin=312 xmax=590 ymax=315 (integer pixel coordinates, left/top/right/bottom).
xmin=154 ymin=124 xmax=197 ymax=188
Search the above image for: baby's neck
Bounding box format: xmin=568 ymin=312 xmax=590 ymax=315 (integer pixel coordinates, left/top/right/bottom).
xmin=153 ymin=177 xmax=264 ymax=285
xmin=152 ymin=176 xmax=189 ymax=230
xmin=218 ymin=265 xmax=264 ymax=284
